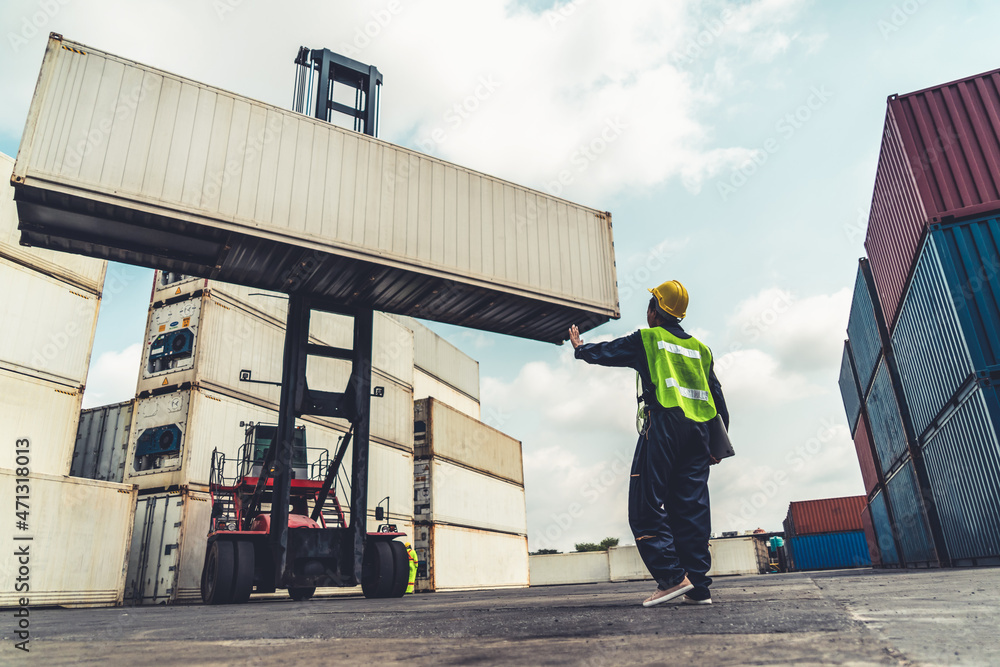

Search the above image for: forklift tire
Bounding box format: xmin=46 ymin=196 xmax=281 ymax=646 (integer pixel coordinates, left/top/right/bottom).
xmin=387 ymin=541 xmax=409 ymax=598
xmin=361 ymin=541 xmax=394 ymax=599
xmin=232 ymin=540 xmax=255 ymax=604
xmin=288 ymin=587 xmax=316 ymax=601
xmin=201 ymin=540 xmax=236 ymax=605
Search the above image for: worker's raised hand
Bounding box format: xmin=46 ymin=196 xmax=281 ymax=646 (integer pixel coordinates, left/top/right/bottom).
xmin=568 ymin=324 xmax=583 ymax=348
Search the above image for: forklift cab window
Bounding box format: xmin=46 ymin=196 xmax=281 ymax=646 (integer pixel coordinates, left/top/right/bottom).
xmin=251 ymin=425 xmax=308 ymax=468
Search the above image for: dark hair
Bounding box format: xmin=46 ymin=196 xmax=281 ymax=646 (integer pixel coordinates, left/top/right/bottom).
xmin=648 ymin=296 xmax=679 ymax=326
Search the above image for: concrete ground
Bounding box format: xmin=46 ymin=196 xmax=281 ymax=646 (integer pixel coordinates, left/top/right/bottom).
xmin=4 ymin=567 xmax=998 ymax=666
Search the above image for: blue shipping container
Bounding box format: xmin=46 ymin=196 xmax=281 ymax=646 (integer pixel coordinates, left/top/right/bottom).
xmin=869 ymin=491 xmax=900 ymax=566
xmin=839 ymin=342 xmax=862 ymax=434
xmin=847 ymin=262 xmax=883 ymax=393
xmin=921 ymin=380 xmax=1000 ymax=565
xmin=787 ymin=531 xmax=871 ymax=571
xmin=891 ymin=236 xmax=975 ymax=438
xmin=933 ymin=215 xmax=1000 ymax=371
xmin=886 ymin=459 xmax=937 ymax=565
xmin=866 ymin=359 xmax=909 ymax=475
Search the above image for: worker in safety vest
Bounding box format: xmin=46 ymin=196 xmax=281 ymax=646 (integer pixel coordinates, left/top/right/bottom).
xmin=569 ymin=279 xmax=729 ymax=607
xmin=405 ymin=542 xmax=418 ymax=594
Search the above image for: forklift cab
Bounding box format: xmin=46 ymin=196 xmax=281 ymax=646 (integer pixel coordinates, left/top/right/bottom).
xmin=245 ymin=423 xmax=310 ymax=480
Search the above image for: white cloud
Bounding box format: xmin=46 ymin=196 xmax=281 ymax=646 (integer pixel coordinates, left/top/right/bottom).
xmin=82 ymin=343 xmax=141 ymax=409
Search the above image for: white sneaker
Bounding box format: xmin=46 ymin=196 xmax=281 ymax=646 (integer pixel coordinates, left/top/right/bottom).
xmin=682 ymin=594 xmax=712 ymax=605
xmin=642 ymin=577 xmax=694 ymax=607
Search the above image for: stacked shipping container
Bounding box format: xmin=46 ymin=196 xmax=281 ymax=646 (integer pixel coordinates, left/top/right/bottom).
xmin=783 ymin=497 xmax=872 ymax=571
xmin=412 ymin=398 xmax=530 ymax=591
xmin=840 ymin=67 xmax=1000 ymax=569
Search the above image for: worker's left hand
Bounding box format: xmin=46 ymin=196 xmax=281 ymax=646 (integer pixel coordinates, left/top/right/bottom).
xmin=709 ymin=455 xmax=721 ymax=466
xmin=568 ymin=325 xmax=582 ymax=348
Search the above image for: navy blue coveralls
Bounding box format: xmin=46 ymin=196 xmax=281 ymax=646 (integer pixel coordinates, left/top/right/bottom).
xmin=574 ymin=321 xmax=729 ymax=599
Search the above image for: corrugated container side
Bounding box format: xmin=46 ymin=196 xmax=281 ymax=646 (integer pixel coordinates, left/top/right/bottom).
xmin=391 ymin=314 xmax=480 ymax=401
xmin=853 ymin=418 xmax=880 ymax=496
xmin=0 ymin=470 xmax=136 ymax=608
xmin=920 ymin=382 xmax=1000 ymax=564
xmin=860 ymin=504 xmax=882 ymax=566
xmin=891 ymin=70 xmax=1000 ymax=221
xmin=864 ymin=108 xmax=928 ymax=332
xmin=839 ymin=342 xmax=862 ymax=433
xmin=891 ymin=236 xmax=975 ymax=437
xmin=0 ymin=366 xmax=83 ymax=475
xmin=71 ymin=400 xmax=134 ymax=483
xmin=933 ymin=215 xmax=1000 ymax=370
xmin=865 ymin=360 xmax=910 ymax=475
xmin=707 ymin=536 xmax=765 ymax=576
xmin=786 ymin=531 xmax=871 ymax=571
xmin=421 ymin=524 xmax=529 ymax=591
xmin=785 ymin=496 xmax=867 ymax=536
xmin=413 ymin=368 xmax=481 ymax=419
xmin=13 ymin=37 xmax=619 ymax=345
xmin=415 ymin=397 xmax=523 ymax=484
xmin=414 ymin=458 xmax=526 ymax=535
xmin=1 ymin=151 xmax=107 ymax=294
xmin=527 ymin=551 xmax=608 ymax=587
xmin=869 ymin=491 xmax=900 ymax=566
xmin=0 ymin=258 xmax=101 ymax=387
xmin=847 ymin=263 xmax=883 ymax=392
xmin=885 ymin=459 xmax=937 ymax=565
xmin=608 ymin=545 xmax=651 ymax=582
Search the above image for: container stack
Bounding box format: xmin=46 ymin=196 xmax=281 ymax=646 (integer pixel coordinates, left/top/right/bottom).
xmin=412 ymin=397 xmax=530 ymax=591
xmin=1 ymin=151 xmax=140 ymax=609
xmin=840 ymin=67 xmax=1000 ymax=569
xmin=782 ymin=497 xmax=872 ymax=571
xmin=117 ymin=271 xmax=417 ymax=604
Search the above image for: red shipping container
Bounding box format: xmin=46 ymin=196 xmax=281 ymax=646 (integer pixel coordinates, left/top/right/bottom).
xmin=853 ymin=416 xmax=879 ymax=496
xmin=860 ymin=504 xmax=882 ymax=566
xmin=865 ymin=68 xmax=1000 ymax=330
xmin=783 ymin=496 xmax=867 ymax=537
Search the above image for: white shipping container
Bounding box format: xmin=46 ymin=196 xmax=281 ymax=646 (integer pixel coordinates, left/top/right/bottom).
xmin=151 ymin=271 xmax=416 ymax=387
xmin=708 ymin=536 xmax=767 ymax=576
xmin=124 ymin=387 xmax=414 ymax=517
xmin=1 ymin=151 xmax=106 ymax=294
xmin=414 ymin=458 xmax=527 ymax=535
xmin=135 ymin=293 xmax=413 ymax=446
xmin=0 ymin=469 xmax=136 ymax=608
xmin=0 ymin=258 xmax=101 ymax=387
xmin=391 ymin=315 xmax=480 ymax=401
xmin=608 ymin=545 xmax=652 ymax=582
xmin=415 ymin=398 xmax=522 ymax=484
xmin=72 ymin=400 xmax=134 ymax=483
xmin=416 ymin=523 xmax=529 ymax=591
xmin=13 ymin=37 xmax=619 ymax=345
xmin=527 ymin=551 xmax=610 ymax=587
xmin=0 ymin=366 xmax=83 ymax=476
xmin=413 ymin=368 xmax=480 ymax=420
xmin=126 ymin=487 xmax=413 ymax=604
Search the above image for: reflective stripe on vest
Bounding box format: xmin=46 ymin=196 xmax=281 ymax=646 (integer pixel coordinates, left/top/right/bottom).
xmin=640 ymin=328 xmax=717 ymax=423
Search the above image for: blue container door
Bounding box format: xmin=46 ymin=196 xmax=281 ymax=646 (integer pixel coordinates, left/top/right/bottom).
xmin=840 ymin=342 xmax=862 ymax=434
xmin=921 ymin=380 xmax=1000 ymax=565
xmin=848 ymin=263 xmax=883 ymax=392
xmin=885 ymin=459 xmax=937 ymax=566
xmin=869 ymin=491 xmax=900 ymax=566
xmin=787 ymin=532 xmax=871 ymax=571
xmin=866 ymin=359 xmax=909 ymax=476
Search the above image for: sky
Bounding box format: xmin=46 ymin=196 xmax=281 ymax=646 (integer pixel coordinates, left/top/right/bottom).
xmin=1 ymin=0 xmax=995 ymax=552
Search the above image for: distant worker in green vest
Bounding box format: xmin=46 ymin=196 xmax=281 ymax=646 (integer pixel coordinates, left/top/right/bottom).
xmin=405 ymin=542 xmax=418 ymax=594
xmin=569 ymin=279 xmax=729 ymax=607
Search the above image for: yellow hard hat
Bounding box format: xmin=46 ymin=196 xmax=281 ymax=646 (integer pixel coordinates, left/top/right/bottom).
xmin=649 ymin=280 xmax=689 ymax=319
xmin=405 ymin=542 xmax=412 ymax=548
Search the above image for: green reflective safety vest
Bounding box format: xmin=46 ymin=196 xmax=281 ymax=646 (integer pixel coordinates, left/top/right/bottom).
xmin=639 ymin=328 xmax=718 ymax=423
